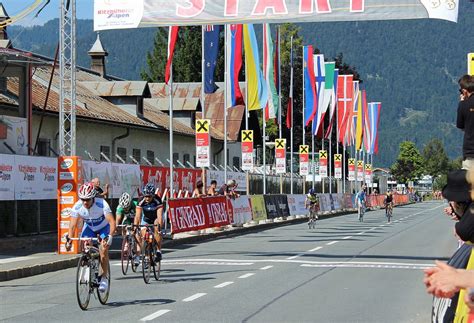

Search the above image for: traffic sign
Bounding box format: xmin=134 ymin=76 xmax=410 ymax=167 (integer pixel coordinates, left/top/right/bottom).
xmin=195 ymin=119 xmax=210 ymax=167
xmin=275 ymin=139 xmax=286 ymax=174
xmin=334 ymin=154 xmax=342 ymax=179
xmin=241 ymin=130 xmax=254 ymax=170
xmin=299 ymin=145 xmax=309 ymax=176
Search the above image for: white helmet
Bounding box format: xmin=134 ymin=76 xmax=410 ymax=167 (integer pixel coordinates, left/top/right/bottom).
xmin=119 ymin=192 xmax=131 ymax=208
xmin=78 ymin=182 xmax=96 ymax=199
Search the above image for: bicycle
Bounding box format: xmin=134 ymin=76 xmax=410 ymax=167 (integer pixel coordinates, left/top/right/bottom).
xmin=386 ymin=203 xmax=393 ymax=223
xmin=138 ymin=224 xmax=161 ymax=284
xmin=118 ymin=224 xmax=139 ymax=275
xmin=308 ymin=204 xmax=319 ymax=229
xmin=358 ymin=201 xmax=366 ymax=222
xmin=69 ymin=237 xmax=110 ymax=311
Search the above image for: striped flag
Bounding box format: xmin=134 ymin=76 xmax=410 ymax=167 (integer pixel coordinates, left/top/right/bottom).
xmin=355 ymin=90 xmax=366 ymax=150
xmin=263 ymin=24 xmax=278 ymax=120
xmin=303 ymin=46 xmax=317 ymax=126
xmin=165 ymin=26 xmax=179 ymax=84
xmin=312 ymin=54 xmax=325 ymax=135
xmin=346 ymin=81 xmax=360 ymax=145
xmin=363 ymin=94 xmax=371 ymax=153
xmin=226 ymin=24 xmax=244 ymax=107
xmin=368 ymin=102 xmax=381 ymax=154
xmin=336 ymin=75 xmax=353 ymax=145
xmin=243 ymin=24 xmax=268 ymax=111
xmin=324 ymin=68 xmax=339 ymax=139
xmin=286 ymin=36 xmax=294 ymax=129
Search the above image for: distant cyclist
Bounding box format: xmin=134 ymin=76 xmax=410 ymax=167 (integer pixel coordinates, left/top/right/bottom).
xmin=305 ymin=188 xmax=319 ymax=227
xmin=65 ymin=182 xmax=116 ymax=293
xmin=134 ymin=183 xmax=164 ymax=263
xmin=116 ymin=192 xmax=140 ymax=266
xmin=384 ymin=191 xmax=394 ymax=216
xmin=356 ymin=184 xmax=367 ymax=222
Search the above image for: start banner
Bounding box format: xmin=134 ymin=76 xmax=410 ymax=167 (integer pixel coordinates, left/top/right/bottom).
xmin=94 ymin=0 xmax=459 ymax=30
xmin=168 ymin=196 xmax=230 ymax=234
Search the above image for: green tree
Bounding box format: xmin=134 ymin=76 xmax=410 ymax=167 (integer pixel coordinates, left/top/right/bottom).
xmin=422 ymin=139 xmax=449 ymax=178
xmin=390 ymin=141 xmax=424 ymax=184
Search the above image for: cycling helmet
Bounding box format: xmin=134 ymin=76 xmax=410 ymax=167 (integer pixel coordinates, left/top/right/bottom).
xmin=78 ymin=182 xmax=96 ymax=199
xmin=119 ymin=192 xmax=131 ymax=208
xmin=308 ymin=188 xmax=315 ymax=195
xmin=143 ymin=183 xmax=155 ymax=196
xmin=227 ymin=179 xmax=236 ymax=187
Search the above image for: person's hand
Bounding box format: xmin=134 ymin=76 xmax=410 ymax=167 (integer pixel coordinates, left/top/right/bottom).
xmin=425 ymin=261 xmax=460 ymax=298
xmin=444 ymin=205 xmax=459 ymax=221
xmin=105 ymin=183 xmax=109 ymax=189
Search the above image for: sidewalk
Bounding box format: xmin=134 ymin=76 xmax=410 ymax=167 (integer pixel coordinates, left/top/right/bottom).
xmin=0 ymin=207 xmax=391 ymax=282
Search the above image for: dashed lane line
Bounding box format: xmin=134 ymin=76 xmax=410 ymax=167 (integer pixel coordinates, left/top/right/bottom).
xmin=342 ymin=236 xmax=353 ymax=240
xmin=238 ymin=273 xmax=255 ymax=279
xmin=214 ymin=281 xmax=234 ymax=288
xmin=326 ymin=241 xmax=339 ymax=246
xmin=308 ymin=246 xmax=323 ymax=252
xmin=286 ymin=254 xmax=304 ymax=260
xmin=300 ymin=262 xmax=434 ymax=270
xmin=260 ymin=265 xmax=273 ymax=270
xmin=182 ymin=293 xmax=207 ymax=302
xmin=140 ymin=310 xmax=171 ymax=321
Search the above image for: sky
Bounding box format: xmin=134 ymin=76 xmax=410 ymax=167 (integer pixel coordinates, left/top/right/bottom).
xmin=1 ymin=0 xmax=93 ymax=26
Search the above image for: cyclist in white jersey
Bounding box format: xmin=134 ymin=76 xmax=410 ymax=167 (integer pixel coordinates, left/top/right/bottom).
xmin=65 ymin=182 xmax=116 ymax=293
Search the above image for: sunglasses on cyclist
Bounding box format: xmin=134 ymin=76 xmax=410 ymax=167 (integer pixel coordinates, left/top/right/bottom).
xmin=81 ymin=198 xmax=92 ymax=202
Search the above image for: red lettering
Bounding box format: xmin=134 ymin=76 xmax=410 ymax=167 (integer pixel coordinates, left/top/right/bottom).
xmin=351 ymin=0 xmax=364 ymax=12
xmin=225 ymin=0 xmax=239 ymax=16
xmin=252 ymin=0 xmax=288 ymax=15
xmin=176 ymin=0 xmax=204 ymax=18
xmin=300 ymin=0 xmax=335 ymax=14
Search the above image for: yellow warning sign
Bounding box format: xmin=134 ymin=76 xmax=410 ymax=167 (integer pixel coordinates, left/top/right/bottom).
xmin=469 ymin=53 xmax=474 ymax=76
xmin=319 ymin=150 xmax=327 ymax=159
xmin=299 ymin=145 xmax=309 ymax=154
xmin=196 ymin=119 xmax=210 ymax=133
xmin=348 ymin=158 xmax=355 ymax=166
xmin=241 ymin=130 xmax=253 ymax=143
xmin=357 ymin=160 xmax=364 ymax=167
xmin=275 ymin=139 xmax=286 ymax=149
xmin=366 ymin=164 xmax=372 ymax=171
xmin=334 ymin=154 xmax=342 ymax=162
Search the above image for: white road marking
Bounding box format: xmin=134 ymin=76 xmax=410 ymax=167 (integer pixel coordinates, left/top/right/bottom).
xmin=342 ymin=236 xmax=353 ymax=240
xmin=308 ymin=246 xmax=323 ymax=252
xmin=238 ymin=273 xmax=255 ymax=279
xmin=301 ymin=262 xmax=433 ymax=270
xmin=183 ymin=293 xmax=207 ymax=302
xmin=157 ymin=261 xmax=254 ymax=266
xmin=326 ymin=241 xmax=339 ymax=246
xmin=286 ymin=254 xmax=304 ymax=260
xmin=357 ymin=232 xmax=365 ymax=235
xmin=214 ymin=281 xmax=234 ymax=288
xmin=140 ymin=310 xmax=171 ymax=321
xmin=260 ymin=265 xmax=273 ymax=270
xmin=369 ymin=228 xmax=376 ymax=231
xmin=379 ymin=224 xmax=385 ymax=227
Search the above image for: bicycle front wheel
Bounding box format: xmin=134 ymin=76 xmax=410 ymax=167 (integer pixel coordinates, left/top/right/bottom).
xmin=152 ymin=245 xmax=161 ymax=281
xmin=76 ymin=256 xmax=92 ymax=311
xmin=121 ymin=236 xmax=130 ymax=275
xmin=97 ymin=260 xmax=111 ymax=305
xmin=131 ymin=237 xmax=138 ymax=273
xmin=142 ymin=241 xmax=151 ymax=284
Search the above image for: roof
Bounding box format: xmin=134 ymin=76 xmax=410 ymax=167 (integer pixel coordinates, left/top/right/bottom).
xmin=0 ymin=4 xmax=9 ymax=19
xmin=88 ymin=34 xmax=107 ymax=55
xmin=79 ymin=81 xmax=148 ymax=97
xmin=144 ymin=98 xmax=199 ymax=111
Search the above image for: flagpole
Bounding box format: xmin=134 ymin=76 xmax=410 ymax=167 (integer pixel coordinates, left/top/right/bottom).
xmin=278 ymin=26 xmax=282 ymax=138
xmin=329 ymin=121 xmax=332 ymax=194
xmin=302 ymin=46 xmax=306 ymax=195
xmin=169 ymin=64 xmax=174 ymax=196
xmin=201 ymin=25 xmax=206 ymax=192
xmin=336 ymin=99 xmax=340 ymax=194
xmin=289 ymin=35 xmax=294 ymax=194
xmin=241 ymin=25 xmax=250 ymax=195
xmin=342 ymin=144 xmax=346 ymax=194
xmin=322 ymin=121 xmax=325 ymax=194
xmin=224 ymin=25 xmax=228 ymax=186
xmin=262 ymin=26 xmax=267 ymax=195
xmin=312 ymin=121 xmax=315 ymax=190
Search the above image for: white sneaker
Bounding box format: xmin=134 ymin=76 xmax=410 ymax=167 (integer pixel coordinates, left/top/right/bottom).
xmin=133 ymin=256 xmax=140 ymax=267
xmin=98 ymin=278 xmax=108 ymax=293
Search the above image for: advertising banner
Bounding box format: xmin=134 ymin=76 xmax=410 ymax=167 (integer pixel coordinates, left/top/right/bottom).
xmin=241 ymin=130 xmax=254 ymax=171
xmin=0 ymin=115 xmax=28 ymax=155
xmin=318 ymin=194 xmax=332 ymax=212
xmin=334 ymin=154 xmax=342 ymax=179
xmin=110 ymin=163 xmax=141 ymax=198
xmin=348 ymin=158 xmax=355 ymax=181
xmin=230 ymin=196 xmax=252 ymax=225
xmin=249 ymin=195 xmax=267 ymax=222
xmin=94 ymin=0 xmax=459 ymax=31
xmin=82 ymin=160 xmax=112 ymax=189
xmin=343 ymin=194 xmax=355 ymax=209
xmin=0 ymin=154 xmax=15 ymax=200
xmin=264 ymin=194 xmax=290 ymax=219
xmin=168 ymin=196 xmax=230 ymax=234
xmin=365 ymin=163 xmax=372 ymax=183
xmin=287 ymin=194 xmax=309 ymax=216
xmin=357 ymin=160 xmax=364 ymax=182
xmin=331 ymin=194 xmax=344 ymax=211
xmin=57 ymin=156 xmax=82 ymax=255
xmin=140 ymin=166 xmax=202 ymax=194
xmin=196 ymin=119 xmax=210 ymax=168
xmin=299 ymin=145 xmax=309 ymax=176
xmin=206 ymin=170 xmax=246 ymax=192
xmin=275 ymin=139 xmax=286 ymax=174
xmin=319 ymin=150 xmax=328 ymax=178
xmin=14 ymin=155 xmax=57 ymax=200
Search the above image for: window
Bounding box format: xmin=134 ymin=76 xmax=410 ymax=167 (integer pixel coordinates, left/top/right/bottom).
xmin=133 ymin=149 xmax=141 ymax=164
xmin=173 ymin=153 xmax=179 ymax=164
xmin=37 ymin=138 xmax=50 ymax=157
xmin=100 ymin=145 xmax=110 ymax=161
xmin=233 ymin=157 xmax=240 ymax=169
xmin=117 ymin=147 xmax=127 ymax=163
xmin=183 ymin=154 xmax=190 ymax=166
xmin=193 ymin=155 xmax=196 ymax=166
xmin=147 ymin=150 xmax=155 ymax=165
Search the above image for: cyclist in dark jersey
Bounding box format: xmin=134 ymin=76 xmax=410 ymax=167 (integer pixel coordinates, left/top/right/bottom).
xmin=134 ymin=183 xmax=164 ymax=262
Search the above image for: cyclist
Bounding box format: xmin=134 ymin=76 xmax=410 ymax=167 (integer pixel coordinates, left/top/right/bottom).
xmin=384 ymin=191 xmax=394 ymax=219
xmin=134 ymin=183 xmax=164 ymax=263
xmin=305 ymin=188 xmax=319 ymax=225
xmin=356 ymin=184 xmax=367 ymax=221
xmin=65 ymin=182 xmax=116 ymax=293
xmin=116 ymin=192 xmax=140 ymax=266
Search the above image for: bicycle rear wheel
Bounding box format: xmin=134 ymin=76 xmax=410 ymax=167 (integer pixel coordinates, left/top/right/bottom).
xmin=97 ymin=260 xmax=111 ymax=305
xmin=76 ymin=256 xmax=92 ymax=311
xmin=142 ymin=241 xmax=151 ymax=284
xmin=121 ymin=236 xmax=130 ymax=275
xmin=152 ymin=244 xmax=161 ymax=281
xmin=130 ymin=237 xmax=138 ymax=273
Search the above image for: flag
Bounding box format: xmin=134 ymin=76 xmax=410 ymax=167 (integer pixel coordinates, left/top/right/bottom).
xmin=303 ymin=46 xmax=317 ymax=126
xmin=263 ymin=24 xmax=278 ymax=120
xmin=373 ymin=103 xmax=382 ymax=154
xmin=324 ymin=68 xmax=339 ymax=139
xmin=355 ymin=90 xmax=366 ymax=150
xmin=286 ymin=36 xmax=293 ymax=129
xmin=316 ymin=62 xmax=335 ymax=137
xmin=243 ymin=24 xmax=268 ymax=111
xmin=363 ymin=94 xmax=371 ymax=152
xmin=204 ymin=25 xmax=221 ymax=94
xmin=346 ymin=81 xmax=359 ymax=145
xmin=368 ymin=102 xmax=381 ymax=154
xmin=226 ymin=24 xmax=244 ymax=107
xmin=273 ymin=27 xmax=280 ymax=97
xmin=165 ymin=26 xmax=179 ymax=85
xmin=312 ymin=54 xmax=325 ymax=135
xmin=336 ymin=74 xmax=353 ymax=145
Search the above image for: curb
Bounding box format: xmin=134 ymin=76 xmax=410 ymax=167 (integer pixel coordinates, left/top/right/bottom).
xmin=0 ymin=203 xmax=413 ymax=282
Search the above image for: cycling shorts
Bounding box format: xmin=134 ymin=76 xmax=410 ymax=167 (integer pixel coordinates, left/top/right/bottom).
xmin=81 ymin=223 xmax=110 ymax=238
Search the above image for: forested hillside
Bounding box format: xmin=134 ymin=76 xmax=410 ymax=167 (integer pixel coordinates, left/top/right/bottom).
xmin=7 ymin=1 xmax=474 ymax=166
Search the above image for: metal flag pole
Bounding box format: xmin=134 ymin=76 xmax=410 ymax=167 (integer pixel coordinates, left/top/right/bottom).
xmin=329 ymin=123 xmax=332 ymax=194
xmin=342 ymin=144 xmax=346 ymax=194
xmin=201 ymin=25 xmax=206 ymax=192
xmin=243 ymin=25 xmax=250 ymax=195
xmin=289 ymin=35 xmax=294 ymax=194
xmin=263 ymin=107 xmax=267 ymax=194
xmin=169 ymin=63 xmax=174 ymax=196
xmin=224 ymin=25 xmax=228 ymax=186
xmin=322 ymin=120 xmax=325 ymax=194
xmin=312 ymin=121 xmax=315 ymax=190
xmin=277 ymin=26 xmax=283 ymax=194
xmin=336 ymin=99 xmax=340 ymax=193
xmin=302 ymin=46 xmax=306 ymax=195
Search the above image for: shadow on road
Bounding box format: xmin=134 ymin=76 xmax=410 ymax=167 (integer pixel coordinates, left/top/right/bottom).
xmin=106 ymin=298 xmax=175 ymax=307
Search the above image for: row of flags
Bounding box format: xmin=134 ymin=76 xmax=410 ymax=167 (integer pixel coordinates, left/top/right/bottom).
xmin=165 ymin=25 xmax=381 ymax=155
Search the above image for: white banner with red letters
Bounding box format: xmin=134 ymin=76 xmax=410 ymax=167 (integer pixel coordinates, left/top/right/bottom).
xmin=230 ymin=196 xmax=253 ymax=225
xmin=0 ymin=154 xmax=15 ymax=200
xmin=168 ymin=196 xmax=231 ymax=234
xmin=13 ymin=155 xmax=57 ymax=200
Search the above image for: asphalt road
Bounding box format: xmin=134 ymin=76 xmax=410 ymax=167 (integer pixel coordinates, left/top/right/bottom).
xmin=0 ymin=201 xmax=457 ymax=322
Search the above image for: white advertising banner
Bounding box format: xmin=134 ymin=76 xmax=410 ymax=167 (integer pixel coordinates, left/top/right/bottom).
xmin=287 ymin=194 xmax=309 ymax=216
xmin=0 ymin=154 xmax=15 ymax=200
xmin=14 ymin=155 xmax=57 ymax=200
xmin=94 ymin=0 xmax=459 ymax=30
xmin=230 ymin=196 xmax=253 ymax=225
xmin=0 ymin=115 xmax=28 ymax=155
xmin=82 ymin=160 xmax=112 ymax=186
xmin=110 ymin=163 xmax=141 ymax=198
xmin=206 ymin=170 xmax=247 ymax=192
xmin=242 ymin=152 xmax=253 ymax=171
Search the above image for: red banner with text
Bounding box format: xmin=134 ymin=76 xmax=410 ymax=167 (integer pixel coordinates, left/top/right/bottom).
xmin=140 ymin=166 xmax=202 ymax=194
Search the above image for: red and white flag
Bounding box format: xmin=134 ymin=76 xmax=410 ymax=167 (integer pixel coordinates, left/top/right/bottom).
xmin=165 ymin=26 xmax=179 ymax=84
xmin=336 ymin=75 xmax=353 ymax=146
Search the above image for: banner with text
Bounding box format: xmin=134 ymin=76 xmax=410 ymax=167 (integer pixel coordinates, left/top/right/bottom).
xmin=365 ymin=163 xmax=372 ymax=183
xmin=230 ymin=196 xmax=253 ymax=225
xmin=275 ymin=139 xmax=286 ymax=174
xmin=206 ymin=170 xmax=247 ymax=192
xmin=287 ymin=194 xmax=309 ymax=216
xmin=348 ymin=158 xmax=355 ymax=181
xmin=14 ymin=155 xmax=57 ymax=200
xmin=264 ymin=194 xmax=290 ymax=219
xmin=196 ymin=119 xmax=210 ymax=167
xmin=334 ymin=154 xmax=342 ymax=179
xmin=249 ymin=195 xmax=267 ymax=222
xmin=357 ymin=160 xmax=364 ymax=182
xmin=319 ymin=150 xmax=328 ymax=178
xmin=241 ymin=130 xmax=254 ymax=171
xmin=0 ymin=154 xmax=15 ymax=200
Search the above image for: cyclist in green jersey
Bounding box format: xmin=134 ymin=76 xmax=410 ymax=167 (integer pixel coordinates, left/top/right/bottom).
xmin=116 ymin=193 xmax=138 ymax=227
